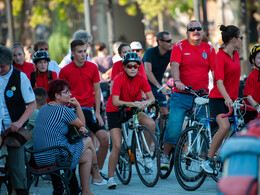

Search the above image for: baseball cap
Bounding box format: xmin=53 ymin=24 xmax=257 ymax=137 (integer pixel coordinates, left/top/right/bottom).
xmin=130 ymin=41 xmax=142 ymax=50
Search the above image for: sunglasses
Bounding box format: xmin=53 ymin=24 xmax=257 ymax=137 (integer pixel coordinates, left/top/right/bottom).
xmin=188 ymin=27 xmax=202 ymax=32
xmin=126 ymin=64 xmax=139 ymax=69
xmin=161 ymin=39 xmax=172 ymax=43
xmin=133 ymin=49 xmax=141 ymax=52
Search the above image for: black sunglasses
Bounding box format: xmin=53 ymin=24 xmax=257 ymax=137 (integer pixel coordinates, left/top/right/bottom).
xmin=188 ymin=27 xmax=202 ymax=32
xmin=133 ymin=49 xmax=141 ymax=52
xmin=161 ymin=39 xmax=172 ymax=43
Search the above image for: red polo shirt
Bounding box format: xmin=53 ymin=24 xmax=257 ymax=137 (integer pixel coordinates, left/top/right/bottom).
xmin=59 ymin=61 xmax=100 ymax=107
xmin=209 ymin=48 xmax=241 ymax=100
xmin=13 ymin=61 xmax=35 ymax=77
xmin=171 ymin=39 xmax=215 ymax=93
xmin=111 ymin=60 xmax=147 ymax=81
xmin=243 ymin=68 xmax=260 ymax=110
xmin=106 ymin=72 xmax=151 ymax=112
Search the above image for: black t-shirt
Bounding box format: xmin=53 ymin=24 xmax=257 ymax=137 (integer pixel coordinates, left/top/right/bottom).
xmin=142 ymin=46 xmax=171 ymax=88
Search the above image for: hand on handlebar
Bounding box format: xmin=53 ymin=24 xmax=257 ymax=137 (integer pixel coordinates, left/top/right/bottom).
xmin=133 ymin=101 xmax=150 ymax=110
xmin=174 ymin=81 xmax=185 ymax=91
xmin=224 ymin=98 xmax=233 ymax=108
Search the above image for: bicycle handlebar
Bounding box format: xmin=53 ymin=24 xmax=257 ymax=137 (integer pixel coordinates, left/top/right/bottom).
xmin=221 ymin=102 xmax=259 ymax=118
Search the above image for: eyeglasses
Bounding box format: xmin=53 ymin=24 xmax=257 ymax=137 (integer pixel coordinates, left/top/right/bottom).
xmin=133 ymin=49 xmax=141 ymax=52
xmin=126 ymin=64 xmax=139 ymax=69
xmin=188 ymin=27 xmax=202 ymax=32
xmin=161 ymin=39 xmax=172 ymax=43
xmin=61 ymin=90 xmax=71 ymax=95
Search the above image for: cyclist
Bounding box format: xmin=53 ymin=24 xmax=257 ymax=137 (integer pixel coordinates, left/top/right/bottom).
xmin=201 ymin=24 xmax=242 ymax=174
xmin=106 ymin=52 xmax=155 ymax=189
xmin=162 ymin=20 xmax=216 ymax=170
xmin=28 ymin=51 xmax=57 ymax=92
xmin=242 ymin=44 xmax=260 ymax=124
xmin=110 ymin=43 xmax=147 ymax=94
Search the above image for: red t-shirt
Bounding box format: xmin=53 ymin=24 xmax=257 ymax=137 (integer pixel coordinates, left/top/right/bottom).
xmin=111 ymin=60 xmax=147 ymax=81
xmin=27 ymin=71 xmax=58 ymax=91
xmin=243 ymin=68 xmax=260 ymax=110
xmin=13 ymin=61 xmax=35 ymax=77
xmin=106 ymin=72 xmax=151 ymax=112
xmin=209 ymin=48 xmax=241 ymax=100
xmin=171 ymin=39 xmax=215 ymax=93
xmin=59 ymin=61 xmax=100 ymax=107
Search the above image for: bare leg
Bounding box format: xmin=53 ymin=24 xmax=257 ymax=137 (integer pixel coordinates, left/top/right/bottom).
xmin=207 ymin=115 xmax=230 ymax=158
xmin=108 ymin=128 xmax=122 ymax=178
xmin=163 ymin=143 xmax=174 ymax=155
xmin=95 ymin=130 xmax=109 ymax=169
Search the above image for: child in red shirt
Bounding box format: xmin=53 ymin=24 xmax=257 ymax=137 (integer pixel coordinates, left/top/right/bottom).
xmin=106 ymin=52 xmax=155 ymax=189
xmin=12 ymin=43 xmax=35 ymax=76
xmin=243 ymin=44 xmax=260 ymax=124
xmin=28 ymin=51 xmax=57 ymax=92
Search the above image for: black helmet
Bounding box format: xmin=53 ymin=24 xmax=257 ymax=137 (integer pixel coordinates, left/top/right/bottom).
xmin=33 ymin=51 xmax=50 ymax=64
xmin=249 ymin=44 xmax=260 ymax=64
xmin=122 ymin=52 xmax=141 ymax=66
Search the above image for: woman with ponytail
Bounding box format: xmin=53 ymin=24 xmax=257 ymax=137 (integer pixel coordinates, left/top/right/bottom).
xmin=201 ymin=24 xmax=242 ymax=174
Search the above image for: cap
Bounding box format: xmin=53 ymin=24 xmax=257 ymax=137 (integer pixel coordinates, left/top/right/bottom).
xmin=130 ymin=41 xmax=142 ymax=50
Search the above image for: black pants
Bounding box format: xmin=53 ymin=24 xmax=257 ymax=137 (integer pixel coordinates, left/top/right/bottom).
xmin=51 ymin=168 xmax=81 ymax=195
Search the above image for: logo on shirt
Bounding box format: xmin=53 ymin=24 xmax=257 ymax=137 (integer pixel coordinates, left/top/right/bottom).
xmin=202 ymin=52 xmax=207 ymax=59
xmin=184 ymin=53 xmax=191 ymax=55
xmin=6 ymin=90 xmax=13 ymax=98
xmin=29 ymin=86 xmax=33 ymax=94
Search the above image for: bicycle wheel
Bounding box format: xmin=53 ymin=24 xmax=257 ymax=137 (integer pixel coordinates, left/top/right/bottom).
xmin=174 ymin=126 xmax=208 ymax=191
xmin=114 ymin=141 xmax=132 ymax=185
xmin=158 ymin=122 xmax=174 ymax=179
xmin=133 ymin=125 xmax=160 ymax=187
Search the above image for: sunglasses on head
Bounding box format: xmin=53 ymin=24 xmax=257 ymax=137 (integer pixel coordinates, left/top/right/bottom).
xmin=126 ymin=64 xmax=139 ymax=69
xmin=133 ymin=49 xmax=141 ymax=52
xmin=161 ymin=39 xmax=172 ymax=43
xmin=188 ymin=27 xmax=202 ymax=32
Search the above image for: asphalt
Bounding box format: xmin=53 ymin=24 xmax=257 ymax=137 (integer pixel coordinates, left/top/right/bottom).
xmin=18 ymin=151 xmax=218 ymax=195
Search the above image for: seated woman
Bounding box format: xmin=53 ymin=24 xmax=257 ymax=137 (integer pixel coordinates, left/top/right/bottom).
xmin=33 ymin=79 xmax=105 ymax=195
xmin=106 ymin=52 xmax=155 ymax=189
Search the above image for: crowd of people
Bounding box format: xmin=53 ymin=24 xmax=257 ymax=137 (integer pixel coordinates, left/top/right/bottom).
xmin=0 ymin=19 xmax=260 ymax=195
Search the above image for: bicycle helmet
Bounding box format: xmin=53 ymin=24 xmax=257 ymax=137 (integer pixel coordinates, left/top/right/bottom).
xmin=249 ymin=44 xmax=260 ymax=64
xmin=122 ymin=52 xmax=141 ymax=66
xmin=33 ymin=51 xmax=50 ymax=64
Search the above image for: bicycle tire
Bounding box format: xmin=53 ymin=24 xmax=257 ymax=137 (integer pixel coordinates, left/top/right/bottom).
xmin=133 ymin=125 xmax=160 ymax=187
xmin=174 ymin=126 xmax=208 ymax=191
xmin=158 ymin=123 xmax=174 ymax=179
xmin=112 ymin=140 xmax=132 ymax=185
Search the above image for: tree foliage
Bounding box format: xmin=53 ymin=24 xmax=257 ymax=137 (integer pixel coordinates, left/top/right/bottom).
xmin=118 ymin=0 xmax=194 ymax=19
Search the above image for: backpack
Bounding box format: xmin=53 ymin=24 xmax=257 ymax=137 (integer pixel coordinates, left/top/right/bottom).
xmin=218 ymin=120 xmax=260 ymax=195
xmin=30 ymin=71 xmax=53 ymax=88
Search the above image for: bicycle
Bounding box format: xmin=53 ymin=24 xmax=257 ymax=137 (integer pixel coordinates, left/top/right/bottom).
xmin=114 ymin=104 xmax=160 ymax=187
xmin=174 ymin=97 xmax=259 ymax=191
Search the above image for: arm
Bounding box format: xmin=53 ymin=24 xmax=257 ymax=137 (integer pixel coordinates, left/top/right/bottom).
xmin=246 ymin=95 xmax=259 ymax=107
xmin=171 ymin=61 xmax=185 ymax=91
xmin=145 ymin=62 xmax=164 ymax=91
xmin=216 ymin=79 xmax=233 ymax=107
xmin=94 ymin=82 xmax=104 ymax=126
xmin=8 ymin=101 xmax=36 ymax=132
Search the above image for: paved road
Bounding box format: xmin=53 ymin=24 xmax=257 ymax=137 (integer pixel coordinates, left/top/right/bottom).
xmin=26 ymin=151 xmax=218 ymax=195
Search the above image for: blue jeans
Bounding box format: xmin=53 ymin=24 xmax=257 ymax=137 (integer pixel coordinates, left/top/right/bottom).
xmin=164 ymin=92 xmax=206 ymax=144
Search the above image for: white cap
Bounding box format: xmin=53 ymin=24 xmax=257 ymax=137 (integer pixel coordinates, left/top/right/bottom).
xmin=130 ymin=41 xmax=142 ymax=50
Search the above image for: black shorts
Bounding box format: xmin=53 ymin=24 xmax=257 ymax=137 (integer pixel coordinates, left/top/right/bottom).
xmin=82 ymin=108 xmax=105 ymax=134
xmin=209 ymin=98 xmax=230 ymax=118
xmin=107 ymin=111 xmax=133 ymax=130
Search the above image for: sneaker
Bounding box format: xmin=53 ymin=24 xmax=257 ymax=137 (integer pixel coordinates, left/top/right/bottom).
xmin=92 ymin=178 xmax=107 ymax=186
xmin=99 ymin=171 xmax=108 ymax=180
xmin=107 ymin=177 xmax=117 ymax=189
xmin=144 ymin=157 xmax=153 ymax=175
xmin=201 ymin=160 xmax=218 ymax=175
xmin=160 ymin=155 xmax=170 ymax=170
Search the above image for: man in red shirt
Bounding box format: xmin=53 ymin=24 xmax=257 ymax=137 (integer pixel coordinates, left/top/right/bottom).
xmin=59 ymin=39 xmax=109 ymax=178
xmin=161 ymin=20 xmax=216 ymax=170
